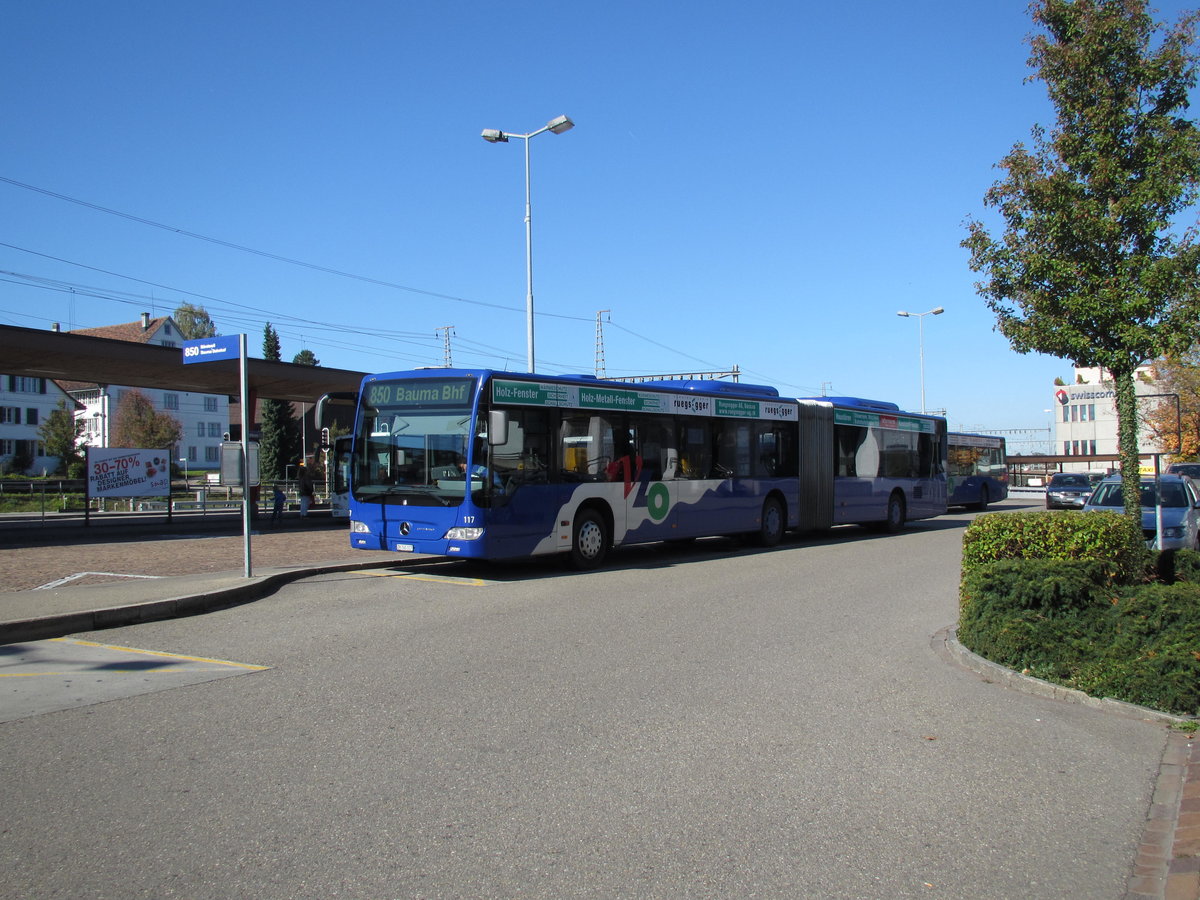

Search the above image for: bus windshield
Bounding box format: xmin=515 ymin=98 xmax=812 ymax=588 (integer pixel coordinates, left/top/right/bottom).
xmin=353 ymin=377 xmax=479 ymax=507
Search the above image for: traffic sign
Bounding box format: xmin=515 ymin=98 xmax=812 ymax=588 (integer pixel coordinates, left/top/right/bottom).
xmin=182 ymin=335 xmax=240 ymax=364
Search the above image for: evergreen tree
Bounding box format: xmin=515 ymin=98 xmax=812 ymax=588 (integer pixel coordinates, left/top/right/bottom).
xmin=963 ymin=0 xmax=1200 ymax=519
xmin=37 ymin=400 xmax=86 ymax=476
xmin=258 ymin=323 xmax=299 ymax=481
xmin=293 ymin=348 xmax=320 ymax=367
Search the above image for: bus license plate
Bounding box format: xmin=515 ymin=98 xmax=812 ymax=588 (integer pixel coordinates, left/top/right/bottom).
xmin=396 ymin=543 xmax=414 ymax=552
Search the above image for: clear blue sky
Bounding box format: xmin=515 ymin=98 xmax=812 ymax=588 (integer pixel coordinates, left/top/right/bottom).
xmin=3 ymin=1 xmax=1197 ymax=453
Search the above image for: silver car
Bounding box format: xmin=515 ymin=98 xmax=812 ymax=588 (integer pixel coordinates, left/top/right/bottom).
xmin=1082 ymin=474 xmax=1200 ymax=550
xmin=1045 ymin=472 xmax=1095 ymax=509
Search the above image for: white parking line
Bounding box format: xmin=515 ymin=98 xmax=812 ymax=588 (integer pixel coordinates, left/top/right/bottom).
xmin=34 ymin=572 xmax=162 ymax=590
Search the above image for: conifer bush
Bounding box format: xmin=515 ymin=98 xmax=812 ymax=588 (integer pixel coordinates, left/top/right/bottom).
xmin=958 ymin=512 xmax=1198 ymax=717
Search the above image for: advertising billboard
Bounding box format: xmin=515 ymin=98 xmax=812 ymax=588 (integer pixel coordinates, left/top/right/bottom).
xmin=86 ymin=448 xmax=171 ymax=498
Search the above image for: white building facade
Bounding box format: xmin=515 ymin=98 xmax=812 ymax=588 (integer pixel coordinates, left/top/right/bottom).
xmin=0 ymin=375 xmax=81 ymax=474
xmin=66 ymin=315 xmax=229 ymax=471
xmin=1053 ymin=364 xmax=1165 ymax=463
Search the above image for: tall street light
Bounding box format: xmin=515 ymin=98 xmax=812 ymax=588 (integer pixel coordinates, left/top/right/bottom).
xmin=481 ymin=114 xmax=575 ymax=373
xmin=896 ymin=306 xmax=944 ymax=414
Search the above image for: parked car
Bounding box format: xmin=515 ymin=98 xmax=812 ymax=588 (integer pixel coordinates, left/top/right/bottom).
xmin=1082 ymin=474 xmax=1200 ymax=550
xmin=1045 ymin=472 xmax=1095 ymax=509
xmin=1167 ymin=462 xmax=1200 ymax=480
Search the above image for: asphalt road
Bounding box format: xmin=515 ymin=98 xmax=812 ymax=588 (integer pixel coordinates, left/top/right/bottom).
xmin=0 ymin=505 xmax=1169 ymax=899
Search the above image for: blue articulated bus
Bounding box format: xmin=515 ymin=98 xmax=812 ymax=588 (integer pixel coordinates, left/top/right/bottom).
xmin=806 ymin=396 xmax=948 ymax=530
xmin=946 ymin=432 xmax=1008 ymax=510
xmin=321 ymin=370 xmax=947 ymax=569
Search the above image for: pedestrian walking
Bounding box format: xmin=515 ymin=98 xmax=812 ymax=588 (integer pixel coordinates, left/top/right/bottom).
xmin=297 ymin=463 xmax=315 ymax=517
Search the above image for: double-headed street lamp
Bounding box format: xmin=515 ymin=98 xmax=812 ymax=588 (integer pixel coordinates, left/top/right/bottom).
xmin=481 ymin=114 xmax=575 ymax=373
xmin=896 ymin=306 xmax=944 ymax=414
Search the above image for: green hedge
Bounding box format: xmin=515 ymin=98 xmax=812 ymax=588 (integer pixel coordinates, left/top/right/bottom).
xmin=959 ymin=561 xmax=1200 ymax=716
xmin=958 ymin=511 xmax=1198 ymax=718
xmin=961 ymin=510 xmax=1150 ymax=585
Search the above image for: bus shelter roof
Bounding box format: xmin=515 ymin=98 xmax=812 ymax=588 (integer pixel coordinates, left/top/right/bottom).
xmin=0 ymin=324 xmax=365 ymax=403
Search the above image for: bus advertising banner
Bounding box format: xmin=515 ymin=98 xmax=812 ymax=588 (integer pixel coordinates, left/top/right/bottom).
xmin=86 ymin=448 xmax=171 ymax=498
xmin=492 ymin=379 xmax=798 ymax=422
xmin=833 ymin=408 xmax=939 ymax=433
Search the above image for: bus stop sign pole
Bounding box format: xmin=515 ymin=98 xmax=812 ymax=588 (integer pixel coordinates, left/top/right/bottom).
xmin=238 ymin=333 xmax=251 ymax=578
xmin=183 ymin=334 xmax=253 ymax=578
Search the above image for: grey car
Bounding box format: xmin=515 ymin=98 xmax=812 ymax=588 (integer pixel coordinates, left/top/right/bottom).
xmin=1082 ymin=474 xmax=1200 ymax=550
xmin=1167 ymin=462 xmax=1200 ymax=480
xmin=1045 ymin=472 xmax=1095 ymax=509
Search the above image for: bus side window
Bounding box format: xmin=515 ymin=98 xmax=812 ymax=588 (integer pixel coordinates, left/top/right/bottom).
xmin=835 ymin=425 xmax=867 ymax=477
xmin=631 ymin=416 xmax=672 ymax=481
xmin=491 ymin=408 xmax=552 ymax=490
xmin=561 ymin=414 xmax=616 ymax=479
xmin=714 ymin=421 xmax=753 ymax=477
xmin=677 ymin=422 xmax=711 ymax=479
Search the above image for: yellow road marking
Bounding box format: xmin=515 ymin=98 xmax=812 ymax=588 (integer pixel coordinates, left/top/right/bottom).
xmin=49 ymin=638 xmax=269 ymax=670
xmin=363 ymin=570 xmax=493 ymax=587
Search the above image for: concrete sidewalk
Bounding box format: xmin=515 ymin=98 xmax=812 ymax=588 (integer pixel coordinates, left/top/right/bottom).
xmin=0 ymin=516 xmax=404 ymax=644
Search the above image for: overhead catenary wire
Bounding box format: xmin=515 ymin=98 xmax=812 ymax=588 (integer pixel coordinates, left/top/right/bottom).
xmin=0 ymin=176 xmax=806 ymax=387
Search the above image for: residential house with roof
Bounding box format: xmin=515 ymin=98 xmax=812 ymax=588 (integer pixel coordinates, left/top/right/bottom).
xmin=62 ymin=313 xmax=230 ymax=471
xmin=0 ymin=375 xmax=82 ymax=474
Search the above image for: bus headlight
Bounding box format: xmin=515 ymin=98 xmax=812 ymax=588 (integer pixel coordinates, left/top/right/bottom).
xmin=444 ymin=526 xmax=484 ymax=541
xmin=350 ymin=520 xmax=371 ymax=533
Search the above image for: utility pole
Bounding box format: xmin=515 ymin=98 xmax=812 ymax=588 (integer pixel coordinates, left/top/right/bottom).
xmin=594 ymin=310 xmax=610 ymax=378
xmin=436 ymin=326 xmax=456 ymax=368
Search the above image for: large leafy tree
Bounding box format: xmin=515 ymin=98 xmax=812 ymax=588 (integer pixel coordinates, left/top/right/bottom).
xmin=292 ymin=348 xmax=320 ymax=367
xmin=258 ymin=322 xmax=299 ymax=481
xmin=111 ymin=389 xmax=183 ymax=450
xmin=1146 ymin=351 xmax=1200 ymax=459
xmin=173 ymin=303 xmax=218 ymax=339
xmin=963 ymin=0 xmax=1200 ymax=518
xmin=37 ymin=400 xmax=86 ymax=476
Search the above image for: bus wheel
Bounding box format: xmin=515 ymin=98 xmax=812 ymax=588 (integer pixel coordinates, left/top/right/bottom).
xmin=757 ymin=496 xmax=785 ymax=547
xmin=569 ymin=508 xmax=609 ymax=570
xmin=973 ymin=486 xmax=989 ymax=512
xmin=884 ymin=492 xmax=906 ymax=533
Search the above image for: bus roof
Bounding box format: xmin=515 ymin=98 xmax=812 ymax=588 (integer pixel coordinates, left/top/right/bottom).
xmin=800 ymin=396 xmax=902 ymax=413
xmin=632 ymin=378 xmax=781 ymax=398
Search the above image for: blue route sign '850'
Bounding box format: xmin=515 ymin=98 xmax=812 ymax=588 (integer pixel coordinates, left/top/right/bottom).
xmin=182 ymin=335 xmax=240 ymax=364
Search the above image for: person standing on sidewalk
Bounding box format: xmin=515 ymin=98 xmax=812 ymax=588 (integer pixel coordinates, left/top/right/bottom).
xmin=270 ymin=482 xmax=286 ymax=526
xmin=297 ymin=462 xmax=315 ymax=517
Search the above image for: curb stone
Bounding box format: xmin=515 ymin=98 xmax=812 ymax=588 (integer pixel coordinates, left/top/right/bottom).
xmin=0 ymin=558 xmax=403 ymax=645
xmin=934 ymin=625 xmax=1198 ymax=900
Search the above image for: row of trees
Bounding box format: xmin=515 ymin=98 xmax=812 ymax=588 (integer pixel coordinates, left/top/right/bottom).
xmin=35 ymin=307 xmax=321 ymax=482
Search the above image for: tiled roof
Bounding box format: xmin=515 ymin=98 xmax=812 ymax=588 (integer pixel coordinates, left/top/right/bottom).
xmin=53 ymin=379 xmax=96 ymax=398
xmin=70 ymin=317 xmax=170 ymax=345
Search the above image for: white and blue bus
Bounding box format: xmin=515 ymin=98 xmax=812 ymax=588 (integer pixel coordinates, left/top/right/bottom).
xmin=946 ymin=432 xmax=1009 ymax=510
xmin=328 ymin=435 xmax=352 ymax=518
xmin=322 ymin=370 xmax=947 ymax=568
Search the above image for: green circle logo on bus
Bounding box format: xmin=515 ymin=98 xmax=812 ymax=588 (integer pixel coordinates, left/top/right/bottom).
xmin=647 ymin=482 xmax=670 ymax=522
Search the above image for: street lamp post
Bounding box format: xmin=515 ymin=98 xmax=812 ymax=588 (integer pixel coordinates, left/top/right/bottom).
xmin=481 ymin=114 xmax=575 ymax=373
xmin=896 ymin=307 xmax=944 ymax=414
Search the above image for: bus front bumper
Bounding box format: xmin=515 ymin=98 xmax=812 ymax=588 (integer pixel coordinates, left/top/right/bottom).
xmin=350 ymin=521 xmax=487 ymax=557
